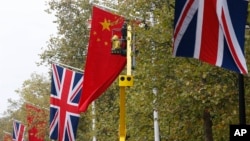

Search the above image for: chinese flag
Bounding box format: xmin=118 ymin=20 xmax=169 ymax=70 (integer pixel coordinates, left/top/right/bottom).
xmin=26 ymin=104 xmax=46 ymax=141
xmin=78 ymin=6 xmax=126 ymax=112
xmin=3 ymin=132 xmax=12 ymax=141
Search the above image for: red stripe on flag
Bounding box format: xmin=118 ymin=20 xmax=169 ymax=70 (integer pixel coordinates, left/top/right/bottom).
xmin=221 ymin=9 xmax=247 ymax=74
xmin=174 ymin=0 xmax=195 ymax=39
xmin=199 ymin=0 xmax=219 ymax=64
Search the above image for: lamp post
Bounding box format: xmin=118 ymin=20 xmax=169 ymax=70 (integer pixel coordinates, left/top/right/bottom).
xmin=92 ymin=102 xmax=97 ymax=141
xmin=153 ymin=88 xmax=160 ymax=141
xmin=150 ymin=3 xmax=159 ymax=140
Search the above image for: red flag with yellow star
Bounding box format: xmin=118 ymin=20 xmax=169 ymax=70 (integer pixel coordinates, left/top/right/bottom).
xmin=26 ymin=104 xmax=46 ymax=141
xmin=78 ymin=6 xmax=126 ymax=112
xmin=3 ymin=132 xmax=12 ymax=141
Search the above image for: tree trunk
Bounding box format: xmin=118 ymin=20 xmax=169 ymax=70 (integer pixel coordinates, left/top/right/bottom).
xmin=203 ymin=108 xmax=213 ymax=141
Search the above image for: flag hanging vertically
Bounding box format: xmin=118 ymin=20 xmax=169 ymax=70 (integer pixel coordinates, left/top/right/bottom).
xmin=173 ymin=0 xmax=248 ymax=74
xmin=49 ymin=64 xmax=83 ymax=141
xmin=26 ymin=103 xmax=46 ymax=141
xmin=12 ymin=120 xmax=25 ymax=141
xmin=3 ymin=132 xmax=12 ymax=141
xmin=78 ymin=6 xmax=126 ymax=112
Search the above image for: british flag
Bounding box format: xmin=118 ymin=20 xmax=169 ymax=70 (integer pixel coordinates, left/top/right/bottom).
xmin=49 ymin=64 xmax=83 ymax=141
xmin=173 ymin=0 xmax=248 ymax=74
xmin=12 ymin=120 xmax=25 ymax=141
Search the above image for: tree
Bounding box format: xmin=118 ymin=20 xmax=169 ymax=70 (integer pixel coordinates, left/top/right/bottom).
xmin=119 ymin=0 xmax=248 ymax=140
xmin=0 ymin=73 xmax=50 ymax=140
xmin=41 ymin=0 xmax=249 ymax=140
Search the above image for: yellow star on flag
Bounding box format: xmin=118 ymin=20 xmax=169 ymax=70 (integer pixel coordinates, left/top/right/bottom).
xmin=100 ymin=18 xmax=111 ymax=31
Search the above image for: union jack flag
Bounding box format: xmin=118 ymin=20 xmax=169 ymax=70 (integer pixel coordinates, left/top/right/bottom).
xmin=12 ymin=120 xmax=25 ymax=141
xmin=173 ymin=0 xmax=248 ymax=74
xmin=49 ymin=64 xmax=83 ymax=141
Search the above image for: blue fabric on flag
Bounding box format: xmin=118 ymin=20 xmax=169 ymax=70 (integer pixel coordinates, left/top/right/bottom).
xmin=173 ymin=0 xmax=248 ymax=74
xmin=49 ymin=64 xmax=83 ymax=141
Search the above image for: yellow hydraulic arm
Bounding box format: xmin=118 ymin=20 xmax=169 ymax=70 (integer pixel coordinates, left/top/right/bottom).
xmin=119 ymin=24 xmax=133 ymax=141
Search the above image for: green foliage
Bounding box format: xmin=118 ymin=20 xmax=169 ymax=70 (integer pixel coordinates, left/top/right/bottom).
xmin=40 ymin=0 xmax=91 ymax=68
xmin=0 ymin=73 xmax=50 ymax=140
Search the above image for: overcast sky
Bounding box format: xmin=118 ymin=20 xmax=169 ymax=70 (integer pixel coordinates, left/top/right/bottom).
xmin=0 ymin=0 xmax=57 ymax=117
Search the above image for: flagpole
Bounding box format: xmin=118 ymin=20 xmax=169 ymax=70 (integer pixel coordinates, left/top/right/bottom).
xmin=152 ymin=88 xmax=160 ymax=141
xmin=238 ymin=5 xmax=249 ymax=125
xmin=238 ymin=74 xmax=246 ymax=124
xmin=92 ymin=102 xmax=97 ymax=141
xmin=53 ymin=62 xmax=83 ymax=73
xmin=91 ymin=3 xmax=118 ymax=13
xmin=149 ymin=3 xmax=160 ymax=140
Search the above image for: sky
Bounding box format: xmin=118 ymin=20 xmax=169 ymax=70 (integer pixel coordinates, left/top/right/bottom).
xmin=0 ymin=0 xmax=57 ymax=117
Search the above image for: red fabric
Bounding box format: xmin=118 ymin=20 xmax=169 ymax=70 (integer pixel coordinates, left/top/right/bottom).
xmin=3 ymin=132 xmax=12 ymax=141
xmin=78 ymin=6 xmax=126 ymax=112
xmin=26 ymin=104 xmax=46 ymax=141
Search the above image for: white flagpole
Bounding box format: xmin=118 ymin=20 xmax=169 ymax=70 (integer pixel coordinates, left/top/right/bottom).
xmin=150 ymin=3 xmax=160 ymax=141
xmin=153 ymin=88 xmax=160 ymax=141
xmin=92 ymin=102 xmax=97 ymax=141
